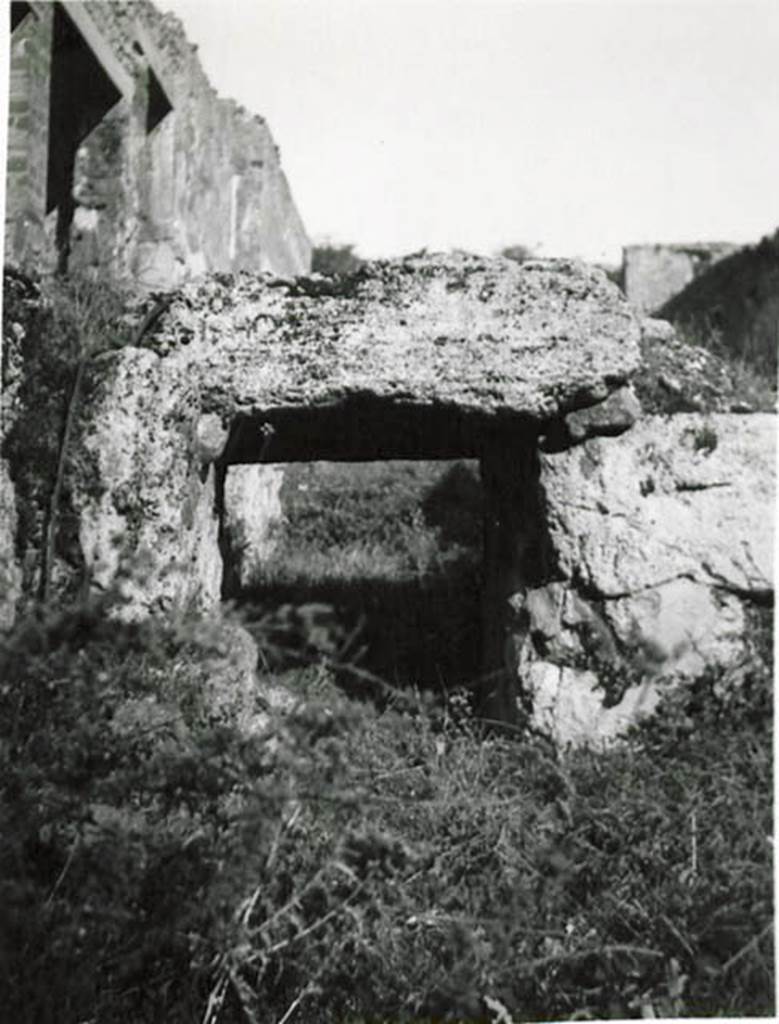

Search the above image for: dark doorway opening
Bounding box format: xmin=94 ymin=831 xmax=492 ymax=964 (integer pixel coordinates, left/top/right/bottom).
xmin=46 ymin=2 xmax=122 ymax=271
xmin=226 ymin=460 xmax=486 ymax=698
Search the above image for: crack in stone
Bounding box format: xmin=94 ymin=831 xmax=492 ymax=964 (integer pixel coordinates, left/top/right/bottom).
xmin=674 ymin=480 xmax=732 ymax=492
xmin=700 ymin=558 xmax=773 ymax=604
xmin=573 ymin=571 xmax=699 ymax=602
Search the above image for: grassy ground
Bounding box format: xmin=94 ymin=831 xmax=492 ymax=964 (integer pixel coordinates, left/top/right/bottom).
xmin=240 ymin=460 xmax=486 ymax=692
xmin=3 ymin=265 xmax=772 ymax=1020
xmin=0 ymin=452 xmax=773 ymax=1021
xmin=0 ymin=588 xmax=772 ymax=1022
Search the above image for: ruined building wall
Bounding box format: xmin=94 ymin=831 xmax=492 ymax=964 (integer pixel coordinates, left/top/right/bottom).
xmin=5 ymin=0 xmax=311 ymax=285
xmin=7 ymin=4 xmax=53 ymax=267
xmin=622 ymin=242 xmax=740 ymax=316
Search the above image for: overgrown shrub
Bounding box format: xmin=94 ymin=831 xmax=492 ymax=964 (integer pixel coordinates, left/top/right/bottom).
xmin=311 ymin=242 xmax=364 ymax=277
xmin=659 ymin=229 xmax=779 ymax=379
xmin=498 ymin=244 xmax=536 ymax=264
xmin=1 ymin=270 xmax=137 ymax=604
xmin=0 ymin=583 xmax=772 ymax=1022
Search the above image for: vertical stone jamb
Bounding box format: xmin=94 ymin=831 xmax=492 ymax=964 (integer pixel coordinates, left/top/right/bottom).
xmin=479 ymin=434 xmax=550 ymax=725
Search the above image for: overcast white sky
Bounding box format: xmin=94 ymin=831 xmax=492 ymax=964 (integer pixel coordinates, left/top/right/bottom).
xmin=130 ymin=2 xmax=779 ymax=263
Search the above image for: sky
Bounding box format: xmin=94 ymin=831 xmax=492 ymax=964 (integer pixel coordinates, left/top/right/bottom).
xmin=37 ymin=1 xmax=779 ymax=265
xmin=156 ymin=0 xmax=779 ymax=266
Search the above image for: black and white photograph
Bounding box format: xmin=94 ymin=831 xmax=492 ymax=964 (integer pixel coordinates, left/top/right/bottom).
xmin=0 ymin=0 xmax=775 ymax=1020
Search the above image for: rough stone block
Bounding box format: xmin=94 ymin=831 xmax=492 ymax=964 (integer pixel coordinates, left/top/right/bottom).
xmin=520 ymin=413 xmax=776 ymax=744
xmin=68 ymin=254 xmax=640 ymax=622
xmin=541 ymin=413 xmax=775 ymax=597
xmin=151 ymin=253 xmax=641 ymax=435
xmin=72 ymin=348 xmax=223 ymax=617
xmin=222 ymin=464 xmax=285 ymax=594
xmin=526 ymin=662 xmax=662 ymax=748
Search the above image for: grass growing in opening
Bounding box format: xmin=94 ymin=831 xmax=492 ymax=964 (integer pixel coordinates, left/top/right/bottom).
xmin=240 ymin=460 xmax=485 ymax=691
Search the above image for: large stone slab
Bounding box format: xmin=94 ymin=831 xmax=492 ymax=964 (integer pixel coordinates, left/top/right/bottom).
xmin=143 ymin=253 xmax=641 ymax=428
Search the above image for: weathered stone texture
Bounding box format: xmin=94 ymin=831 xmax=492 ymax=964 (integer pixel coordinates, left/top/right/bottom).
xmin=554 ymin=385 xmax=641 ymax=448
xmin=541 ymin=414 xmax=774 ymax=599
xmin=5 ymin=4 xmax=53 ymax=268
xmin=634 ymin=317 xmax=776 ymax=415
xmin=516 ymin=413 xmax=775 ymax=745
xmin=67 ymin=255 xmax=639 ymax=621
xmin=10 ymin=247 xmax=771 ymax=747
xmin=1 ymin=269 xmax=41 ymax=627
xmin=146 ymin=254 xmax=641 ymax=429
xmin=0 ymin=458 xmax=22 ymax=630
xmin=524 ymin=663 xmax=662 ymax=749
xmin=6 ymin=0 xmax=310 ymax=283
xmin=222 ymin=465 xmax=285 ymax=595
xmin=72 ymin=347 xmax=223 ymax=616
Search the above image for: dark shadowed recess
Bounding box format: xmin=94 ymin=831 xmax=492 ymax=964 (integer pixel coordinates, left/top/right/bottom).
xmin=222 ymin=400 xmax=539 ymax=463
xmin=233 ymin=459 xmax=487 ymax=697
xmin=245 ymin=569 xmax=484 ymax=695
xmin=146 ymin=67 xmax=172 ymax=133
xmin=219 ymin=401 xmax=546 ymax=705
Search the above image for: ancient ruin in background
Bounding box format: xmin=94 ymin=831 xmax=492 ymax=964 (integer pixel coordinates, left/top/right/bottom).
xmin=6 ymin=0 xmax=311 ymax=285
xmin=622 ymin=242 xmax=739 ymax=315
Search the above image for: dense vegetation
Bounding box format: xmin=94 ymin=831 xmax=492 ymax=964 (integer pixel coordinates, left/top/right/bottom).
xmin=2 ymin=270 xmax=141 ymax=604
xmin=0 ymin=580 xmax=772 ymax=1022
xmin=311 ymin=242 xmax=365 ymax=277
xmin=1 ymin=267 xmax=773 ymax=1021
xmin=1 ymin=452 xmax=773 ymax=1021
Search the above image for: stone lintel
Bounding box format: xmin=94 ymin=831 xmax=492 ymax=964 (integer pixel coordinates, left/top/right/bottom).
xmin=150 ymin=253 xmax=642 ymax=434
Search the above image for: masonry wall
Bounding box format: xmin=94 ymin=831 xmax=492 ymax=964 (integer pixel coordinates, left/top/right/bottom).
xmin=6 ymin=4 xmax=53 ymax=268
xmin=622 ymin=242 xmax=739 ymax=315
xmin=5 ymin=0 xmax=311 ymax=285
